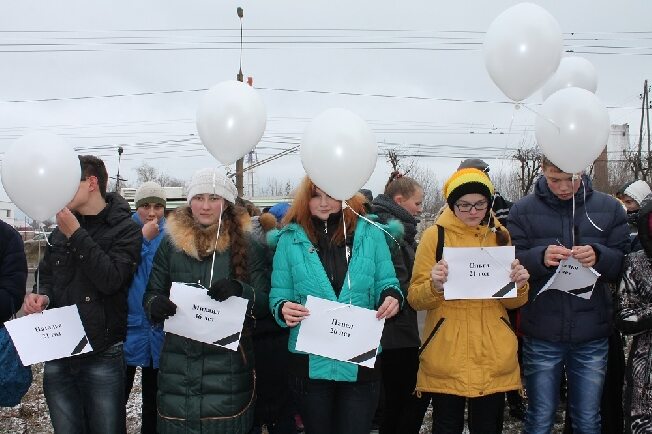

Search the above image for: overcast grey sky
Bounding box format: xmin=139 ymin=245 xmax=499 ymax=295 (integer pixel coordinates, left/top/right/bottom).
xmin=1 ymin=0 xmax=650 ymax=209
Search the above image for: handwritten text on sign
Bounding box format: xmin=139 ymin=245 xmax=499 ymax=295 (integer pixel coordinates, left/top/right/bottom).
xmin=164 ymin=282 xmax=248 ymax=351
xmin=295 ymin=295 xmax=385 ymax=368
xmin=443 ymin=246 xmax=516 ymax=300
xmin=5 ymin=305 xmax=92 ymax=365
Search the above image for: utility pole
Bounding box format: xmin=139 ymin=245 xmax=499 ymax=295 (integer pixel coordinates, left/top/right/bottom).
xmin=235 ymin=6 xmax=245 ymax=197
xmin=636 ymin=80 xmax=650 ymax=181
xmin=113 ymin=146 xmax=127 ymax=193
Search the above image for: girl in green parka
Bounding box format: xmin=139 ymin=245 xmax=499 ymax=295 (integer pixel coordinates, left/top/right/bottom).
xmin=268 ymin=176 xmax=402 ymax=434
xmin=143 ymin=168 xmax=270 ymax=434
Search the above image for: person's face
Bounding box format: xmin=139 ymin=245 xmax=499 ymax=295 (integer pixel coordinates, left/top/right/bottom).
xmin=453 ymin=193 xmax=489 ymax=227
xmin=190 ymin=194 xmax=225 ymax=226
xmin=66 ymin=175 xmax=98 ymax=212
xmin=620 ymin=194 xmax=640 ymax=212
xmin=543 ymin=166 xmax=582 ymax=201
xmin=309 ymin=187 xmax=342 ymax=221
xmin=394 ymin=187 xmax=424 ymax=217
xmin=137 ymin=202 xmax=165 ymax=222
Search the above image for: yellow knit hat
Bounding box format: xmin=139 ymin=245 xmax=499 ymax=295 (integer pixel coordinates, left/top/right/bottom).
xmin=444 ymin=168 xmax=494 ymax=210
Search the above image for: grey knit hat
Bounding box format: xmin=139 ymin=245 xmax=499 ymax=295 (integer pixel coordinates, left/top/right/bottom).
xmin=134 ymin=181 xmax=166 ymax=208
xmin=458 ymin=158 xmax=490 ymax=173
xmin=187 ymin=168 xmax=237 ymax=204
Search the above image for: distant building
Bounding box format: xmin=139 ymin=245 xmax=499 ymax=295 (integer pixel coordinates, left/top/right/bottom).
xmin=0 ymin=200 xmax=16 ymax=226
xmin=120 ymin=186 xmax=292 ymax=213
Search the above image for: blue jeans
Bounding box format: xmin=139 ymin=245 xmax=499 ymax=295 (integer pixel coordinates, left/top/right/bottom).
xmin=44 ymin=343 xmax=126 ymax=434
xmin=290 ymin=376 xmax=379 ymax=434
xmin=523 ymin=337 xmax=608 ymax=434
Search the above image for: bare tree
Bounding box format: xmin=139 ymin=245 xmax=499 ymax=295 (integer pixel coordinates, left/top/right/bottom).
xmin=134 ymin=162 xmax=185 ymax=187
xmin=258 ymin=177 xmax=295 ymax=197
xmin=512 ymin=145 xmax=542 ymax=197
xmin=384 ymin=148 xmax=442 ymax=215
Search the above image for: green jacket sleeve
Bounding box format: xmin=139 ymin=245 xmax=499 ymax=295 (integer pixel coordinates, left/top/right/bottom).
xmin=269 ymin=235 xmax=294 ymax=328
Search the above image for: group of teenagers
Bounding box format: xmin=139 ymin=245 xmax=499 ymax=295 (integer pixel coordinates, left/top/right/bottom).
xmin=2 ymin=151 xmax=652 ymax=434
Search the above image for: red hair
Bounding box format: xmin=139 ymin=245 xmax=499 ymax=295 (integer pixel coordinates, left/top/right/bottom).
xmin=282 ymin=176 xmax=367 ymax=245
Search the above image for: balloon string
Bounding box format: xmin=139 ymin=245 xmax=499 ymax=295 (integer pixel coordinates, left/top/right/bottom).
xmin=341 ymin=201 xmax=352 ymax=306
xmin=581 ymin=177 xmax=604 ymax=232
xmin=572 ymin=178 xmax=577 ymax=247
xmin=343 ymin=201 xmax=400 ymax=248
xmin=35 ymin=222 xmax=52 ymax=296
xmin=208 ymin=171 xmax=223 ymax=288
xmin=520 ymin=103 xmax=560 ymax=133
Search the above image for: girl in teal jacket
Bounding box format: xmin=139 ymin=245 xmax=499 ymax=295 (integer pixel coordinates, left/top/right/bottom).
xmin=268 ymin=176 xmax=401 ymax=434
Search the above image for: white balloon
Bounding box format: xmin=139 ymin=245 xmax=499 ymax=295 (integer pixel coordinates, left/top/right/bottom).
xmin=1 ymin=132 xmax=80 ymax=222
xmin=536 ymin=87 xmax=610 ymax=173
xmin=541 ymin=56 xmax=598 ymax=100
xmin=301 ymin=108 xmax=377 ymax=200
xmin=484 ymin=3 xmax=563 ymax=102
xmin=196 ymin=80 xmax=267 ymax=166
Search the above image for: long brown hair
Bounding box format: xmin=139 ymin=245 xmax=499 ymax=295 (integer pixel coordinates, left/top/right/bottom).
xmin=282 ymin=176 xmax=367 ymax=245
xmin=222 ymin=203 xmax=249 ymax=281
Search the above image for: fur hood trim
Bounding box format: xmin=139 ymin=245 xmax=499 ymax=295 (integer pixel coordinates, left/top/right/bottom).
xmin=166 ymin=206 xmax=251 ymax=260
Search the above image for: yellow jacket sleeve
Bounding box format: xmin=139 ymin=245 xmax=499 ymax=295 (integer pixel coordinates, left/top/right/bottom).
xmin=408 ymin=224 xmax=445 ymax=311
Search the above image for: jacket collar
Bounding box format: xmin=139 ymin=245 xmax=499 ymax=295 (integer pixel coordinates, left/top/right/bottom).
xmin=534 ymin=174 xmax=593 ymax=209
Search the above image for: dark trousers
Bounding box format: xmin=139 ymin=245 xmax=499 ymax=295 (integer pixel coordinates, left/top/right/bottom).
xmin=44 ymin=343 xmax=126 ymax=434
xmin=125 ymin=365 xmax=158 ymax=434
xmin=380 ymin=347 xmax=424 ymax=434
xmin=290 ymin=376 xmax=379 ymax=434
xmin=250 ymin=332 xmax=295 ymax=434
xmin=428 ymin=392 xmax=505 ymax=434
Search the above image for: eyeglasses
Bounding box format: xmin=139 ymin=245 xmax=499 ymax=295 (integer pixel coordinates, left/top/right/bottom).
xmin=454 ymin=200 xmax=488 ymax=213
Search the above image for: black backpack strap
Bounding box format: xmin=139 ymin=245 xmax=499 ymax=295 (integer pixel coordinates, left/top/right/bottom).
xmin=435 ymin=224 xmax=444 ymax=262
xmin=418 ymin=224 xmax=445 ymax=356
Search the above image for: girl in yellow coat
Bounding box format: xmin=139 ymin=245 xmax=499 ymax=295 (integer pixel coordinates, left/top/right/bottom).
xmin=408 ymin=168 xmax=530 ymax=434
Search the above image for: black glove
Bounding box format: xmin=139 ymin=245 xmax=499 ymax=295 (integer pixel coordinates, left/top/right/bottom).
xmin=207 ymin=278 xmax=243 ymax=302
xmin=149 ymin=296 xmax=177 ymax=323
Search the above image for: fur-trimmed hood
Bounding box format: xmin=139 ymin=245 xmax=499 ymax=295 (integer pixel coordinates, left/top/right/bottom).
xmin=166 ymin=206 xmax=251 ymax=260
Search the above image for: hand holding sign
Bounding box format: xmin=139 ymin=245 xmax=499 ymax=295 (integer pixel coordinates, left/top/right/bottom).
xmin=544 ymin=245 xmax=572 ymax=267
xmin=510 ymin=259 xmax=530 ymax=289
xmin=572 ymin=245 xmax=596 ymax=268
xmin=282 ymin=301 xmax=310 ymax=327
xmin=430 ymin=260 xmax=448 ymax=292
xmin=376 ymin=295 xmax=400 ymax=320
xmin=22 ymin=293 xmax=49 ymax=315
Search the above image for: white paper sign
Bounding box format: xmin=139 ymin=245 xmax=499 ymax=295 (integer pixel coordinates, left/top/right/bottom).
xmin=295 ymin=295 xmax=385 ymax=368
xmin=539 ymin=257 xmax=600 ymax=299
xmin=164 ymin=282 xmax=248 ymax=351
xmin=5 ymin=305 xmax=92 ymax=365
xmin=443 ymin=246 xmax=516 ymax=300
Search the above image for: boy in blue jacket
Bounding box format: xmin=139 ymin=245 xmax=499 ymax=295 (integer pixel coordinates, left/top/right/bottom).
xmin=124 ymin=182 xmax=167 ymax=434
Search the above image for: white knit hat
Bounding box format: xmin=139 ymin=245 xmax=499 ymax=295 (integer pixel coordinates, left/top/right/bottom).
xmin=134 ymin=181 xmax=166 ymax=208
xmin=624 ymin=180 xmax=652 ymax=206
xmin=186 ymin=168 xmax=237 ymax=204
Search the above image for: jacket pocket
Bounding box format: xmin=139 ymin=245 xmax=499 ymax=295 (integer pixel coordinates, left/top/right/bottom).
xmin=499 ymin=316 xmax=516 ymax=336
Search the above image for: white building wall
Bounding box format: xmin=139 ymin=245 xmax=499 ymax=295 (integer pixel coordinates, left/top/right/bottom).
xmin=0 ymin=201 xmax=16 ymax=226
